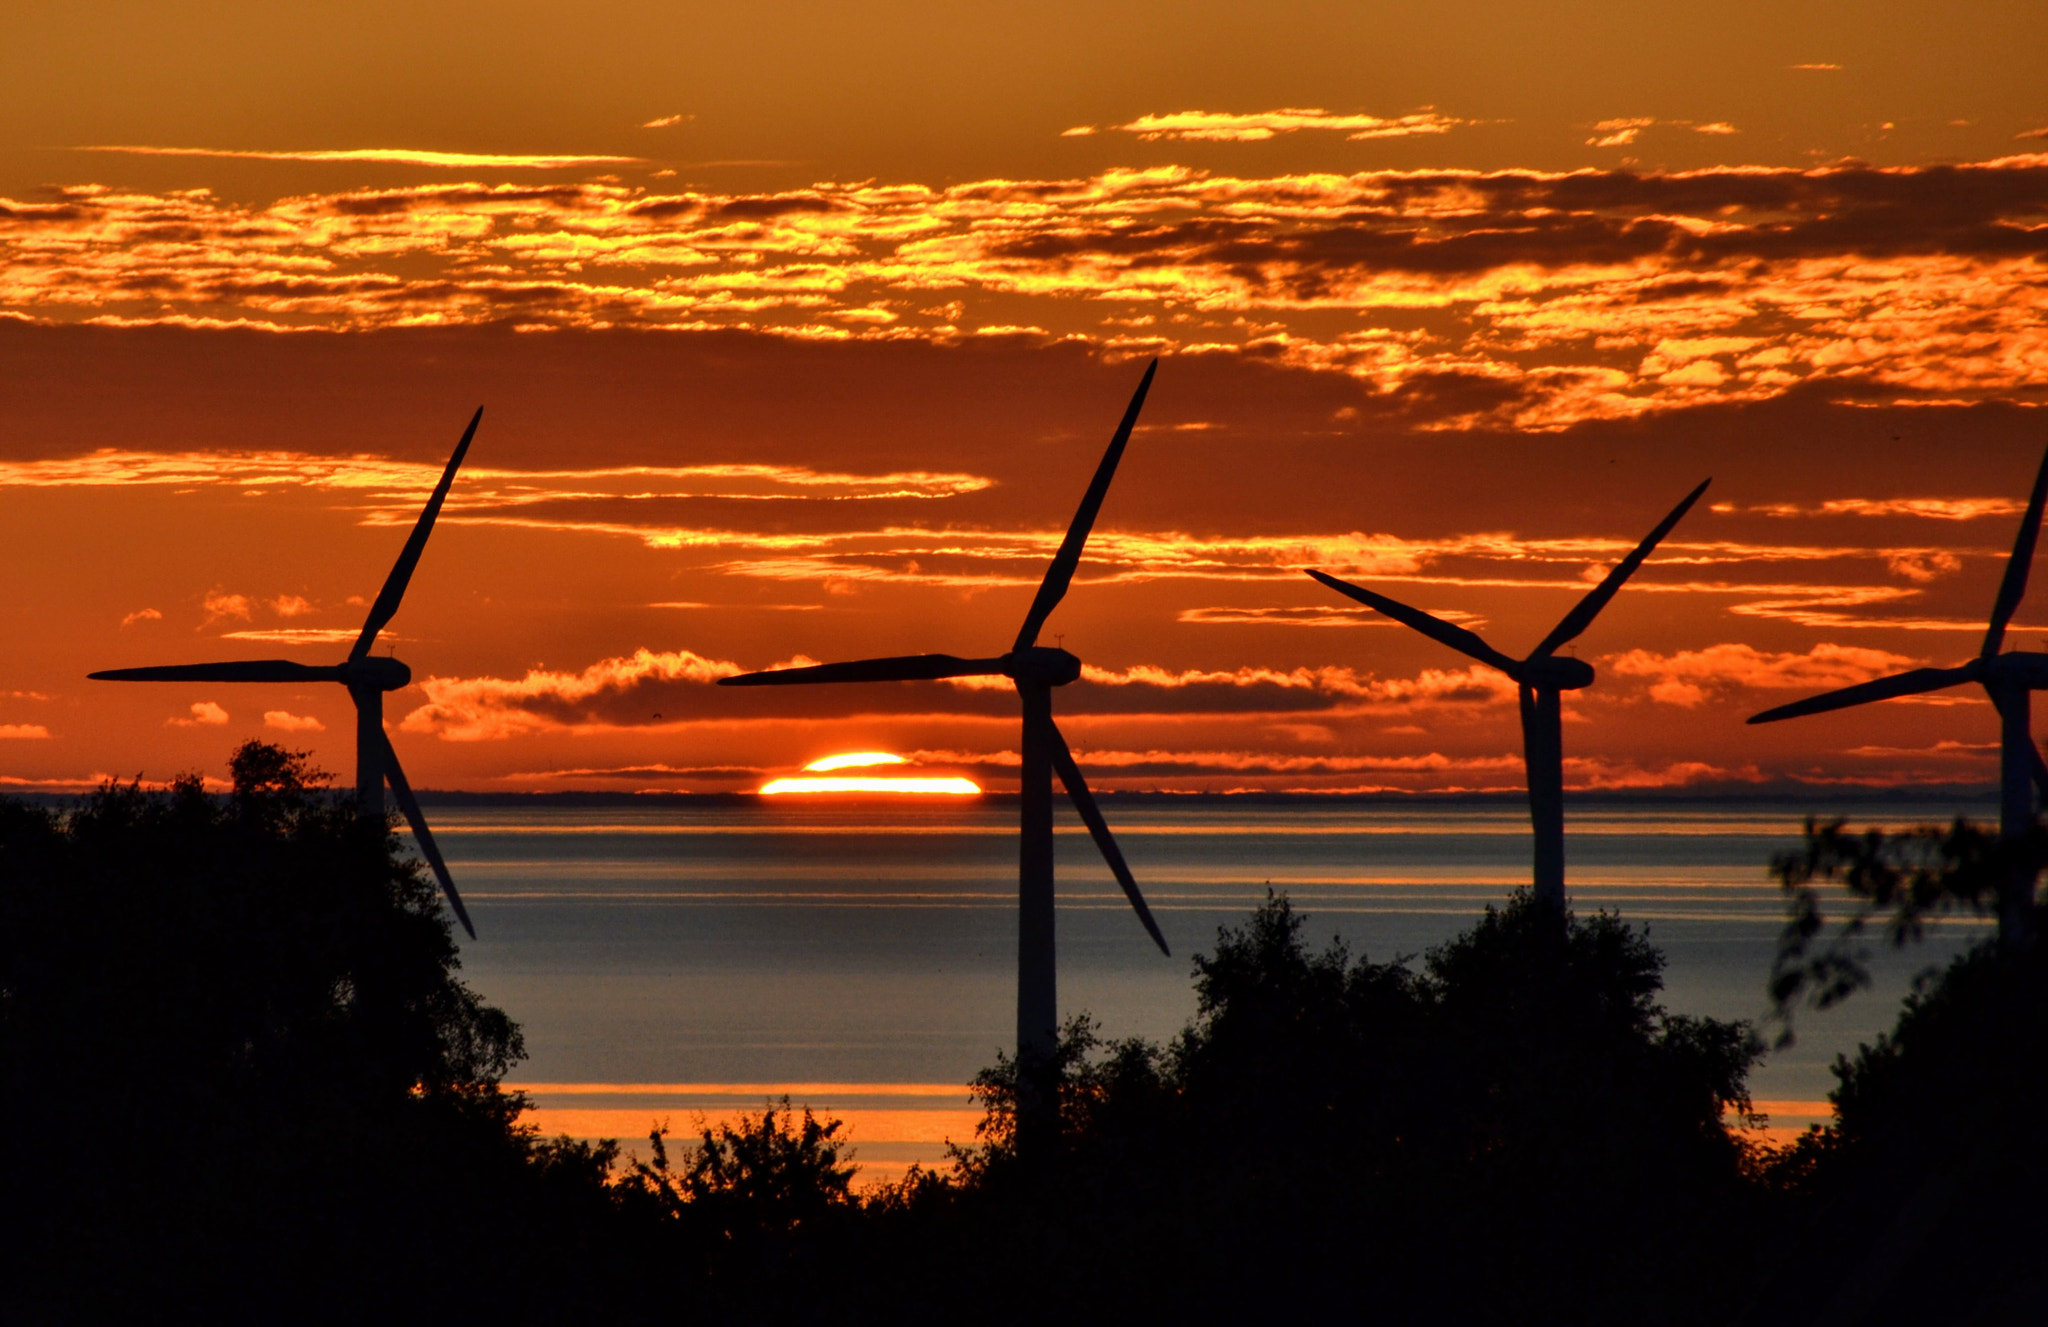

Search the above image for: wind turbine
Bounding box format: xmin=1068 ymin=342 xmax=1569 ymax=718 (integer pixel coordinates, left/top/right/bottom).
xmin=90 ymin=409 xmax=483 ymax=939
xmin=1306 ymin=478 xmax=1711 ymax=911
xmin=1749 ymin=443 xmax=2048 ymax=943
xmin=718 ymin=361 xmax=1170 ymax=1136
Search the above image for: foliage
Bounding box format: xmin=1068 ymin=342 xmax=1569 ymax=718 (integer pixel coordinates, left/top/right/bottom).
xmin=919 ymin=890 xmax=1763 ymax=1327
xmin=0 ymin=743 xmax=627 ymax=1324
xmin=1766 ymin=815 xmax=2042 ymax=1043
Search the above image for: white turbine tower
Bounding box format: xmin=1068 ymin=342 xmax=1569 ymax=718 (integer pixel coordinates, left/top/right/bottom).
xmin=1307 ymin=479 xmax=1710 ymax=911
xmin=91 ymin=409 xmax=484 ymax=938
xmin=719 ymin=362 xmax=1170 ymax=1143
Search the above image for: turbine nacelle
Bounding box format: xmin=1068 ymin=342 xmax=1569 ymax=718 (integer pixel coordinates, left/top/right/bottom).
xmin=1517 ymin=656 xmax=1595 ymax=691
xmin=1005 ymin=646 xmax=1082 ymax=688
xmin=1982 ymin=651 xmax=2048 ymax=688
xmin=343 ymin=655 xmax=413 ymax=692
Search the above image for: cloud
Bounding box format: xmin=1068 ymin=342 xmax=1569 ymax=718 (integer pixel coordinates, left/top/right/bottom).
xmin=271 ymin=594 xmax=316 ymax=617
xmin=1097 ymin=109 xmax=1468 ymax=142
xmin=0 ymin=724 xmax=50 ymax=739
xmin=121 ymin=607 xmax=161 ymax=626
xmin=221 ymin=627 xmax=362 ymax=644
xmin=168 ymin=701 xmax=229 ymax=726
xmin=1587 ymin=118 xmax=1740 ymax=147
xmin=641 ymin=115 xmax=691 ymax=130
xmin=2020 ymin=127 xmax=2048 ymax=142
xmin=404 ymin=648 xmax=744 ymax=740
xmin=200 ymin=591 xmax=253 ymax=625
xmin=2 ymin=155 xmax=2044 ymax=434
xmin=77 ymin=145 xmax=641 ymax=169
xmin=1718 ymin=497 xmax=2027 ymax=521
xmin=1177 ymin=604 xmax=1485 ymax=628
xmin=1604 ymin=642 xmax=1924 ymax=706
xmin=262 ymin=710 xmax=325 ymax=732
xmin=1788 ymin=63 xmax=1842 ymax=71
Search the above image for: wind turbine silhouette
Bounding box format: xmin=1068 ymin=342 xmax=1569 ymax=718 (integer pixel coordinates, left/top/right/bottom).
xmin=1306 ymin=478 xmax=1711 ymax=910
xmin=1749 ymin=444 xmax=2048 ymax=943
xmin=719 ymin=361 xmax=1170 ymax=1132
xmin=91 ymin=409 xmax=483 ymax=939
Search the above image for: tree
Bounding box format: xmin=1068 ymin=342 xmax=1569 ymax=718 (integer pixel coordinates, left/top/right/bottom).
xmin=0 ymin=743 xmax=625 ymax=1324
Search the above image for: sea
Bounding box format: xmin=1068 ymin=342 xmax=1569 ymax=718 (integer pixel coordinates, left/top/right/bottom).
xmin=434 ymin=796 xmax=1996 ymax=1183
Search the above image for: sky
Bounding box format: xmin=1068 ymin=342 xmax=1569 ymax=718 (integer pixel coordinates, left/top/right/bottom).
xmin=2 ymin=1 xmax=2046 ymax=797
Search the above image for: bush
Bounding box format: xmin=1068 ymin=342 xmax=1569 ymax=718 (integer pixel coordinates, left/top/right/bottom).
xmin=0 ymin=744 xmax=624 ymax=1324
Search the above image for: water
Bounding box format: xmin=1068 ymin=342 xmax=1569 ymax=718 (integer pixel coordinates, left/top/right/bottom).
xmin=440 ymin=798 xmax=1994 ymax=1177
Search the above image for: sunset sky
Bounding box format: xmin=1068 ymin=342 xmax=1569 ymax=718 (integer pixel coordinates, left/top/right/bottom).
xmin=3 ymin=1 xmax=2046 ymax=796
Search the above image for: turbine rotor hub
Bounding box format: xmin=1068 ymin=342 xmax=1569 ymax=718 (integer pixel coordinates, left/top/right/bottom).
xmin=1006 ymin=647 xmax=1082 ymax=687
xmin=343 ymin=655 xmax=413 ymax=692
xmin=1521 ymin=656 xmax=1596 ymax=690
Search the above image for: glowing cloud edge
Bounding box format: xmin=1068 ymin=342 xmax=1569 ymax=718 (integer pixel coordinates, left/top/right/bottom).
xmin=803 ymin=751 xmax=910 ymax=772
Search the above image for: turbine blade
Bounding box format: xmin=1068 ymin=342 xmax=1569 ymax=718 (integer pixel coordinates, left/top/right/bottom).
xmin=378 ymin=729 xmax=475 ymax=939
xmin=351 ymin=407 xmax=482 ymax=661
xmin=1013 ymin=359 xmax=1157 ymax=652
xmin=89 ymin=661 xmax=346 ymax=683
xmin=1981 ymin=441 xmax=2048 ymax=658
xmin=717 ymin=654 xmax=1008 ymax=686
xmin=1746 ymin=663 xmax=1979 ymax=725
xmin=1531 ymin=478 xmax=1711 ymax=660
xmin=1304 ymin=569 xmax=1521 ymax=676
xmin=1044 ymin=716 xmax=1170 ymax=956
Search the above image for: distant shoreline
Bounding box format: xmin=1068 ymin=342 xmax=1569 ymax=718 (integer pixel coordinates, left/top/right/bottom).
xmin=407 ymin=784 xmax=2003 ymax=809
xmin=12 ymin=784 xmax=2007 ymax=810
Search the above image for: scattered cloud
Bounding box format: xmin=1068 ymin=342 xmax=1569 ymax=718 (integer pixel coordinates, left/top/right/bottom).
xmin=1788 ymin=63 xmax=1842 ymax=71
xmin=3 ymin=157 xmax=2045 ymax=431
xmin=1092 ymin=108 xmax=1468 ymax=142
xmin=1587 ymin=118 xmax=1740 ymax=147
xmin=77 ymin=145 xmax=641 ymax=169
xmin=0 ymin=724 xmax=51 ymax=739
xmin=168 ymin=701 xmax=229 ymax=727
xmin=1718 ymin=498 xmax=2027 ymax=521
xmin=1604 ymin=642 xmax=1924 ymax=706
xmin=200 ymin=590 xmax=253 ymax=625
xmin=262 ymin=710 xmax=325 ymax=732
xmin=641 ymin=115 xmax=691 ymax=130
xmin=121 ymin=607 xmax=162 ymax=627
xmin=271 ymin=594 xmax=316 ymax=617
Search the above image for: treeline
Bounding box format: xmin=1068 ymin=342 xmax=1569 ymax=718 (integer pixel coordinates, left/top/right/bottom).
xmin=2 ymin=744 xmax=2043 ymax=1325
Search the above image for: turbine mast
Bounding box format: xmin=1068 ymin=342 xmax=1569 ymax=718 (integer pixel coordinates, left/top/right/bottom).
xmin=1996 ymin=679 xmax=2036 ymax=942
xmin=1521 ymin=686 xmax=1566 ymax=909
xmin=354 ymin=684 xmax=384 ymax=816
xmin=1016 ymin=683 xmax=1059 ymax=1146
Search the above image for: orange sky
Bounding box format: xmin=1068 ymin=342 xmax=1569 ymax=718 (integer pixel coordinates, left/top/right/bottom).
xmin=2 ymin=2 xmax=2045 ymax=796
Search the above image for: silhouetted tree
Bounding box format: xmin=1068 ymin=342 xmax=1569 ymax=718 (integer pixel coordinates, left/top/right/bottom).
xmin=1766 ymin=814 xmax=2045 ymax=1042
xmin=1750 ymin=816 xmax=2048 ymax=1325
xmin=0 ymin=744 xmax=628 ymax=1324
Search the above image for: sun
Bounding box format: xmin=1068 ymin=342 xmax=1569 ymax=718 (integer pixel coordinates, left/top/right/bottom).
xmin=759 ymin=751 xmax=980 ymax=796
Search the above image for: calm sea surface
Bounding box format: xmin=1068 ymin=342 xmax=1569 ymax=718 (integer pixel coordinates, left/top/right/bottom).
xmin=439 ymin=798 xmax=1995 ymax=1176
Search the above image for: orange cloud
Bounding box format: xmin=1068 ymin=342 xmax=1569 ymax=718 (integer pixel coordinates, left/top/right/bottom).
xmin=120 ymin=607 xmax=161 ymax=627
xmin=7 ymin=156 xmax=2041 ymax=431
xmin=200 ymin=590 xmax=252 ymax=625
xmin=1603 ymin=643 xmax=1925 ymax=706
xmin=262 ymin=711 xmax=325 ymax=732
xmin=168 ymin=701 xmax=229 ymax=727
xmin=77 ymin=145 xmax=641 ymax=169
xmin=1098 ymin=109 xmax=1468 ymax=142
xmin=0 ymin=724 xmax=51 ymax=739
